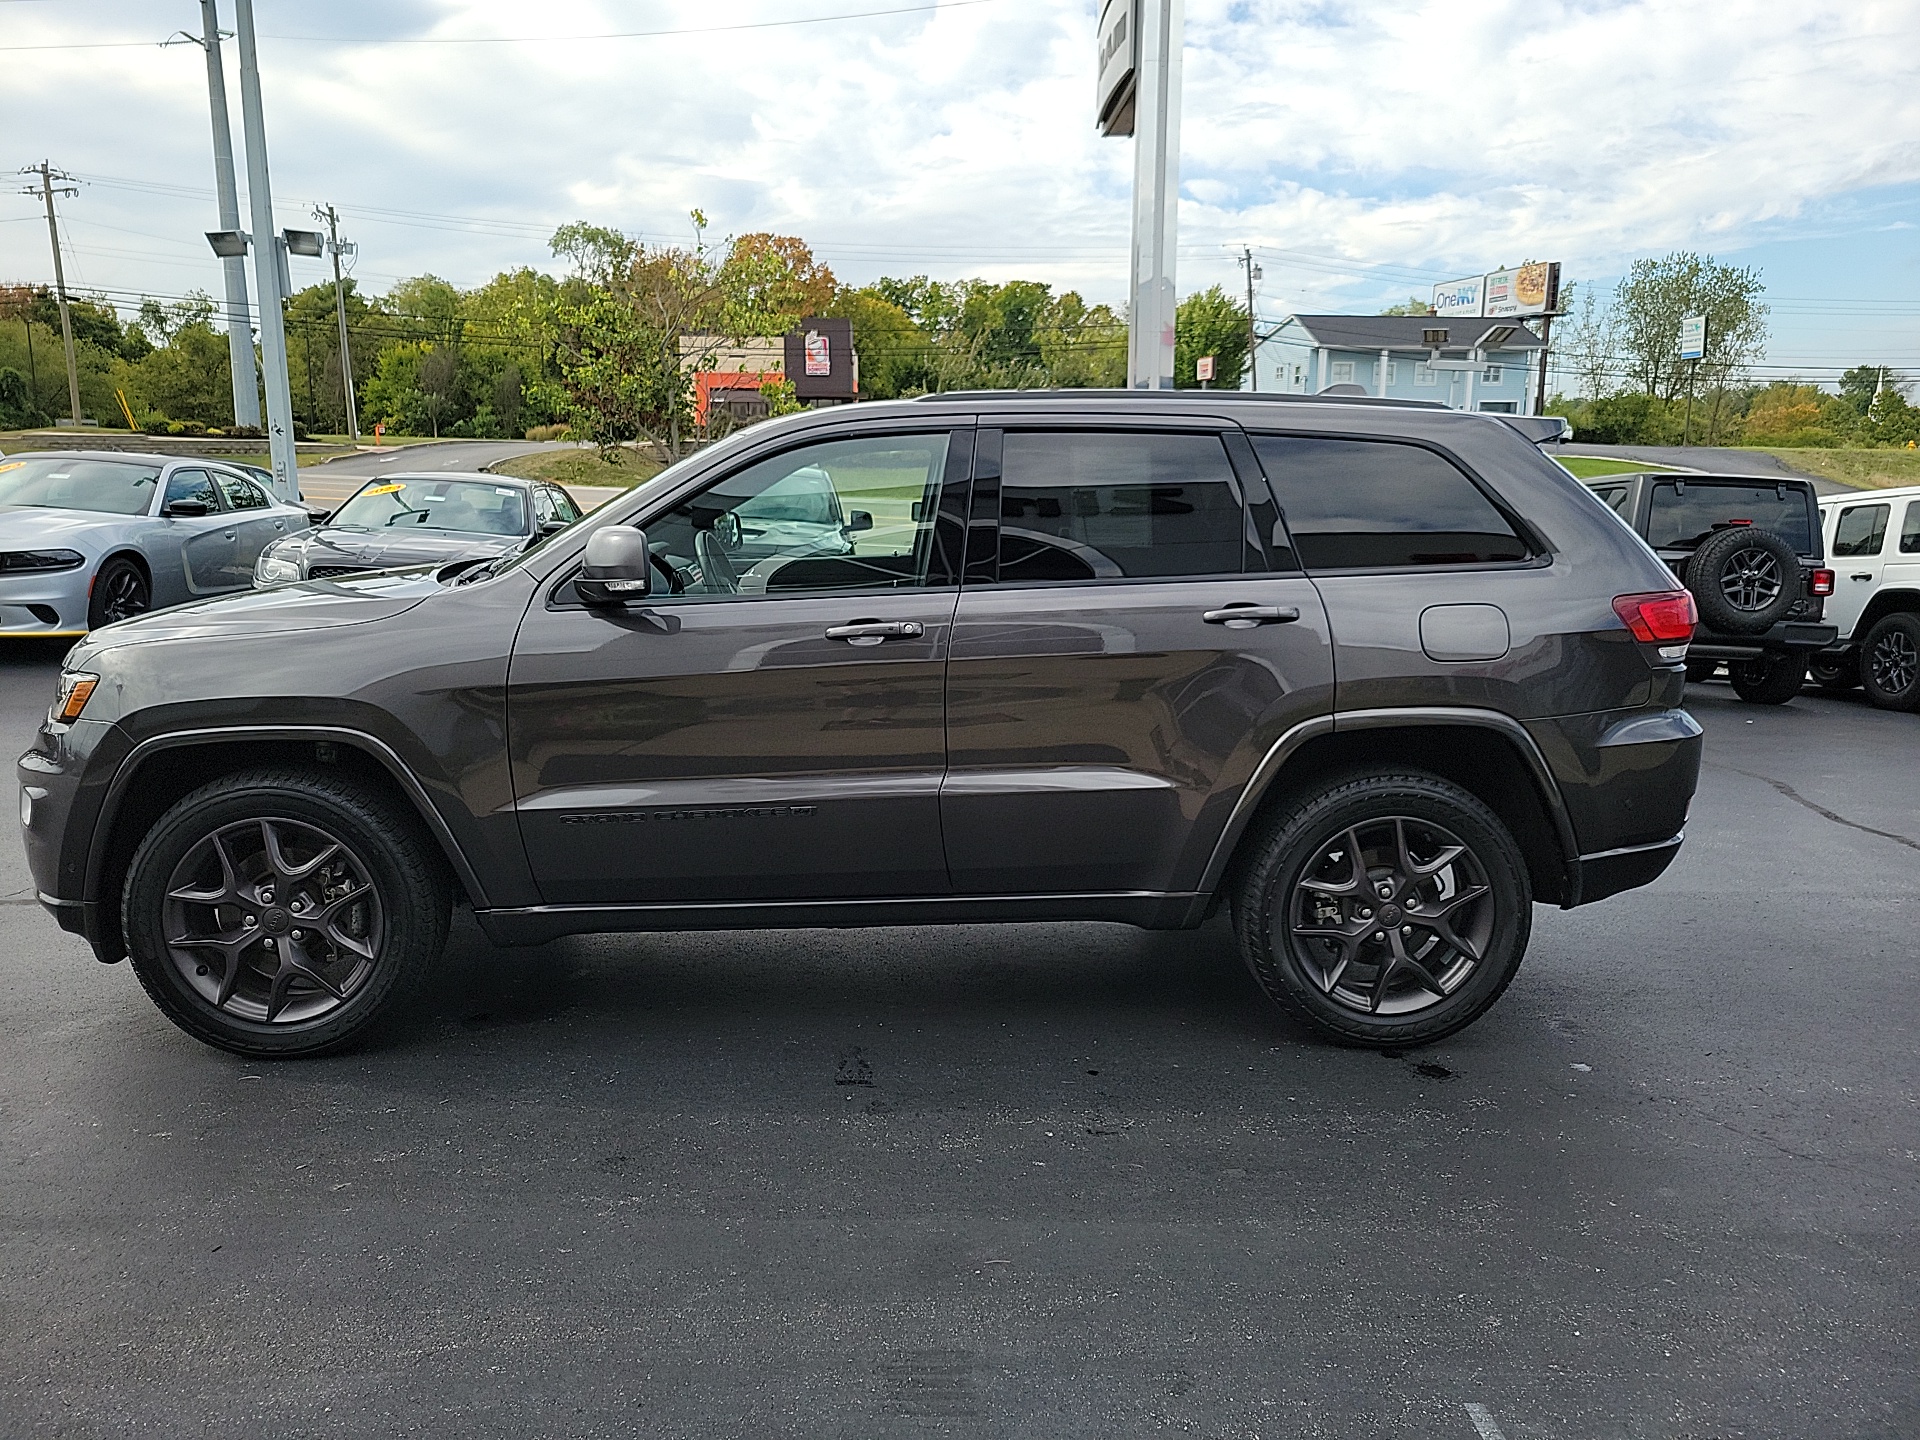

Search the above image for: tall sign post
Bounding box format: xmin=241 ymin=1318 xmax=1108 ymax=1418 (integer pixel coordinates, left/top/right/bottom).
xmin=1098 ymin=0 xmax=1184 ymax=390
xmin=1679 ymin=314 xmax=1706 ymax=446
xmin=232 ymin=0 xmax=299 ymax=501
xmin=191 ymin=1 xmax=261 ymax=430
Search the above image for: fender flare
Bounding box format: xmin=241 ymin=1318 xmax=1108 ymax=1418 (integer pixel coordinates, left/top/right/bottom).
xmin=1195 ymin=706 xmax=1584 ymax=907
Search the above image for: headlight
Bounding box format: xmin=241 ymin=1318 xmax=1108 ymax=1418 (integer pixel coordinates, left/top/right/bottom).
xmin=254 ymin=552 xmax=303 ymax=586
xmin=51 ymin=671 xmax=98 ymax=724
xmin=0 ymin=549 xmax=85 ymax=574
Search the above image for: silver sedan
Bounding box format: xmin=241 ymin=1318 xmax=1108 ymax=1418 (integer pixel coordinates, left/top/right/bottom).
xmin=0 ymin=451 xmax=315 ymax=637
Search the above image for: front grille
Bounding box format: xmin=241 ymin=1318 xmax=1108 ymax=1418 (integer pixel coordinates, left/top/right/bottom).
xmin=308 ymin=564 xmax=372 ymax=580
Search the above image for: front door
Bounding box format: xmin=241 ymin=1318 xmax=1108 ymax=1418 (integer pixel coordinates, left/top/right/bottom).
xmin=162 ymin=468 xmax=234 ymax=595
xmin=508 ymin=429 xmax=972 ymax=907
xmin=941 ymin=425 xmax=1335 ymax=896
xmin=212 ymin=468 xmax=290 ymax=587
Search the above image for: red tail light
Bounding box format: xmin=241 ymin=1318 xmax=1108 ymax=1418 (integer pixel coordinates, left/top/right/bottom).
xmin=1810 ymin=569 xmax=1834 ymax=596
xmin=1613 ymin=591 xmax=1697 ymax=643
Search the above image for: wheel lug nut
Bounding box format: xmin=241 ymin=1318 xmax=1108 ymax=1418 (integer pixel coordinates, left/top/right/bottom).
xmin=291 ymin=930 xmax=303 ymax=940
xmin=263 ymin=938 xmax=275 ymax=950
xmin=1358 ymin=908 xmax=1372 ymax=920
xmin=244 ymin=915 xmax=257 ymax=927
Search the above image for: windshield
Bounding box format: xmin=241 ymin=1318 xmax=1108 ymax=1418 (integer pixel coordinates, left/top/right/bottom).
xmin=0 ymin=456 xmax=162 ymax=515
xmin=330 ymin=477 xmax=528 ymax=536
xmin=1647 ymin=481 xmax=1815 ymax=553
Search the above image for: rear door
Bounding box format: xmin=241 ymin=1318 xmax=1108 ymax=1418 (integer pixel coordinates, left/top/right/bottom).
xmin=211 ymin=468 xmax=291 ymax=587
xmin=1827 ymin=498 xmax=1893 ymax=640
xmin=940 ymin=422 xmax=1334 ymax=896
xmin=507 ymin=428 xmax=972 ymax=907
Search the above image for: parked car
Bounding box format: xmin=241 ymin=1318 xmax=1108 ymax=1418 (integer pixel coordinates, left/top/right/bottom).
xmin=253 ymin=473 xmax=581 ymax=586
xmin=1810 ymin=484 xmax=1920 ymax=710
xmin=23 ymin=393 xmax=1704 ymax=1058
xmin=1583 ymin=471 xmax=1836 ymax=703
xmin=0 ymin=450 xmax=316 ymax=636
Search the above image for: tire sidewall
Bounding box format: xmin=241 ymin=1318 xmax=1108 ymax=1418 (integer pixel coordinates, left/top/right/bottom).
xmin=124 ymin=775 xmax=444 ymax=1057
xmin=1861 ymin=614 xmax=1920 ymax=710
xmin=1687 ymin=527 xmax=1797 ymax=636
xmin=1238 ymin=774 xmax=1532 ymax=1047
xmin=1729 ymin=651 xmax=1805 ymax=704
xmin=88 ymin=556 xmax=149 ymax=631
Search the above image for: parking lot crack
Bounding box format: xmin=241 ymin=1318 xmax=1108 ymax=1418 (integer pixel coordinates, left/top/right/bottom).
xmin=1709 ymin=761 xmax=1920 ymax=854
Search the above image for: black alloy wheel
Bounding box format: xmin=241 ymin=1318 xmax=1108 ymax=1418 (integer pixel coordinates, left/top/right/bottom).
xmin=1728 ymin=651 xmax=1806 ymax=705
xmin=1686 ymin=526 xmax=1799 ymax=636
xmin=1860 ymin=613 xmax=1920 ymax=711
xmin=124 ymin=769 xmax=450 ymax=1057
xmin=88 ymin=555 xmax=150 ymax=630
xmin=1234 ymin=771 xmax=1531 ymax=1047
xmin=1808 ymin=654 xmax=1860 ymax=692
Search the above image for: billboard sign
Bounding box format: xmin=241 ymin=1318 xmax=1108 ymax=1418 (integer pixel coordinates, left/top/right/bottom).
xmin=784 ymin=317 xmax=855 ymax=400
xmin=1196 ymin=355 xmax=1215 ymax=382
xmin=1679 ymin=314 xmax=1707 ymax=360
xmin=1096 ymin=0 xmax=1137 ymax=136
xmin=1484 ymin=261 xmax=1561 ymax=317
xmin=1431 ymin=274 xmax=1486 ymax=318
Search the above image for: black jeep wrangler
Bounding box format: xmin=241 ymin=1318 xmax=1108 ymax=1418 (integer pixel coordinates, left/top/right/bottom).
xmin=23 ymin=393 xmax=1704 ymax=1058
xmin=1583 ymin=472 xmax=1836 ymax=703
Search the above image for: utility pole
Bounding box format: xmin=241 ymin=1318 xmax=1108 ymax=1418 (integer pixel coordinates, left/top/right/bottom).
xmin=1239 ymin=245 xmax=1261 ymax=391
xmin=190 ymin=1 xmax=261 ymax=429
xmin=316 ymin=204 xmax=359 ymax=442
xmin=232 ymin=0 xmax=298 ymax=501
xmin=22 ymin=163 xmax=82 ymax=426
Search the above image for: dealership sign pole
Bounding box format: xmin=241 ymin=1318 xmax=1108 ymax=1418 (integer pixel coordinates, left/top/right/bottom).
xmin=1098 ymin=0 xmax=1183 ymax=390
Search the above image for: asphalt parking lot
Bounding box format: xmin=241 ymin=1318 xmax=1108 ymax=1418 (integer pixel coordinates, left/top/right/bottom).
xmin=2 ymin=643 xmax=1914 ymax=1439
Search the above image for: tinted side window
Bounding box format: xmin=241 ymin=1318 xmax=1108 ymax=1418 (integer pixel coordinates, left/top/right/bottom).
xmin=1251 ymin=436 xmax=1530 ymax=569
xmin=163 ymin=468 xmax=220 ymax=512
xmin=1832 ymin=503 xmax=1889 ymax=557
xmin=1903 ymin=501 xmax=1920 ymax=555
xmin=546 ymin=487 xmax=581 ymax=523
xmin=214 ymin=470 xmax=270 ymax=510
xmin=997 ymin=431 xmax=1244 ymax=582
xmin=1591 ymin=484 xmax=1631 ymax=515
xmin=1647 ymin=482 xmax=1814 ymax=553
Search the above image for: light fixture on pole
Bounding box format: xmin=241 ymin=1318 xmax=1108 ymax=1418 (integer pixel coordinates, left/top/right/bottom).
xmin=204 ymin=230 xmax=249 ymax=258
xmin=1097 ymin=0 xmax=1184 ymax=390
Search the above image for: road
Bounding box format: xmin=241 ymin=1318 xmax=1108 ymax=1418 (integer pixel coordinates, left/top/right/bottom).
xmin=1 ymin=643 xmax=1914 ymax=1438
xmin=296 ymin=440 xmax=577 ymax=507
xmin=1561 ymin=443 xmax=1856 ymax=495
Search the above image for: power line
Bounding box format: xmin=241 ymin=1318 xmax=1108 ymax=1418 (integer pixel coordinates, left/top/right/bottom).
xmin=0 ymin=0 xmax=1008 ymax=53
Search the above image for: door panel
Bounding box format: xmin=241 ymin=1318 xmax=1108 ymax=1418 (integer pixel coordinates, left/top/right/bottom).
xmin=942 ymin=577 xmax=1334 ymax=895
xmin=160 ymin=469 xmax=234 ymax=595
xmin=509 ymin=591 xmax=957 ymax=904
xmin=1827 ymin=499 xmax=1892 ymax=639
xmin=212 ymin=470 xmax=286 ymax=586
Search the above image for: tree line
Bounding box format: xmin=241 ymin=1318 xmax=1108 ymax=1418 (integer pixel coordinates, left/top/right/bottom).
xmin=0 ymin=220 xmax=1252 ymax=454
xmin=1541 ymin=251 xmax=1917 ymax=448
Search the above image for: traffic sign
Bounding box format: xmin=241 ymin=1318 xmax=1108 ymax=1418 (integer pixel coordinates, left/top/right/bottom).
xmin=1196 ymin=355 xmax=1215 ymax=382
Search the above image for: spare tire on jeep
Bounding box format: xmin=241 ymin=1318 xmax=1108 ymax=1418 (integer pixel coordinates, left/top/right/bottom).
xmin=1686 ymin=525 xmax=1798 ymax=635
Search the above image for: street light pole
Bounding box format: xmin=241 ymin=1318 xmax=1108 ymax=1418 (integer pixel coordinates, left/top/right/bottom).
xmin=1239 ymin=245 xmax=1261 ymax=391
xmin=193 ymin=0 xmax=261 ymax=430
xmin=231 ymin=0 xmax=299 ymax=501
xmin=23 ymin=163 xmax=82 ymax=426
xmin=315 ymin=204 xmax=360 ymax=443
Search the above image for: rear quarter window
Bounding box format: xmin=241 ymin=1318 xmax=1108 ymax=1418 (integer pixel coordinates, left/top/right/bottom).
xmin=1647 ymin=481 xmax=1815 ymax=553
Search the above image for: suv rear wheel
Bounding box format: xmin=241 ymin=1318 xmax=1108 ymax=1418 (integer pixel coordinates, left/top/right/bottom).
xmin=122 ymin=769 xmax=451 ymax=1058
xmin=1860 ymin=613 xmax=1920 ymax=711
xmin=1728 ymin=651 xmax=1806 ymax=705
xmin=1233 ymin=771 xmax=1531 ymax=1048
xmin=1808 ymin=653 xmax=1859 ymax=692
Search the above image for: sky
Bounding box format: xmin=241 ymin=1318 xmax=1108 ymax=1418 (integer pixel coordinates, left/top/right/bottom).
xmin=1 ymin=0 xmax=1917 ymax=390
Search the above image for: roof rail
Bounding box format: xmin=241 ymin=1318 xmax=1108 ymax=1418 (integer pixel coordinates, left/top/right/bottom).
xmin=909 ymin=388 xmax=1451 ymax=410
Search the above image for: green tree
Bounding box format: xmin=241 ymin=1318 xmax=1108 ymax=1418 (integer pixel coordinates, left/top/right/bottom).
xmin=715 ymin=233 xmax=837 ymax=337
xmin=1036 ymin=291 xmax=1126 ymax=388
xmin=1612 ymin=252 xmax=1767 ymax=442
xmin=1838 ymin=364 xmax=1887 ymax=416
xmin=826 ymin=287 xmax=930 ymax=399
xmin=1379 ymin=295 xmax=1432 ymax=316
xmin=119 ymin=322 xmax=234 ymax=427
xmin=1175 ymin=285 xmax=1250 ymax=389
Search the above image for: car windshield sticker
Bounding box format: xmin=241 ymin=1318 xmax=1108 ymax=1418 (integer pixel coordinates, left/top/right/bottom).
xmin=362 ymin=483 xmax=405 ymax=496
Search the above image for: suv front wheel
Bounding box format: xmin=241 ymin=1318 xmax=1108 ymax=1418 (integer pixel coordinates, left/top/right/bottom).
xmin=123 ymin=769 xmax=451 ymax=1058
xmin=1233 ymin=771 xmax=1532 ymax=1048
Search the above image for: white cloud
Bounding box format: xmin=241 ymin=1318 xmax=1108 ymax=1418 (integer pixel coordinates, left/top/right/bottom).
xmin=0 ymin=0 xmax=1914 ymax=348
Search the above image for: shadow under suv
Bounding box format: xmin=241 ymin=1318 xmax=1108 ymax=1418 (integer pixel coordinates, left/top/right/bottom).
xmin=20 ymin=393 xmax=1704 ymax=1057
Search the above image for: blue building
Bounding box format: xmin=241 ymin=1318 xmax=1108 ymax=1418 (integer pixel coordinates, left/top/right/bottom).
xmin=1255 ymin=314 xmax=1545 ymax=414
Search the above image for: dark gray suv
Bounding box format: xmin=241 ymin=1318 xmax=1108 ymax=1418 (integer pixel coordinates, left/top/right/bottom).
xmin=19 ymin=393 xmax=1704 ymax=1057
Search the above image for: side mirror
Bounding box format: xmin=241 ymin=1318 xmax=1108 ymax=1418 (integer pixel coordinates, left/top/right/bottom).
xmin=304 ymin=506 xmax=332 ymax=526
xmin=163 ymin=498 xmax=210 ymax=518
xmin=844 ymin=510 xmax=873 ymax=534
xmin=538 ymin=518 xmax=570 ymax=537
xmin=576 ymin=525 xmax=652 ymax=605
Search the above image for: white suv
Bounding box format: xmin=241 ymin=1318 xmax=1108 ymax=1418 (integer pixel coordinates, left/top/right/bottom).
xmin=1814 ymin=485 xmax=1920 ymax=710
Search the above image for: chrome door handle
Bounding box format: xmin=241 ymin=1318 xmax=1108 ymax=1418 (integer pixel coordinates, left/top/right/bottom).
xmin=1202 ymin=605 xmax=1301 ymax=628
xmin=223 ymin=530 xmax=236 ymax=540
xmin=825 ymin=620 xmax=925 ymax=644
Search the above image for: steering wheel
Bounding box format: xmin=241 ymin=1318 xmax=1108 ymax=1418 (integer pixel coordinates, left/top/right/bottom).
xmin=649 ymin=550 xmax=684 ymax=594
